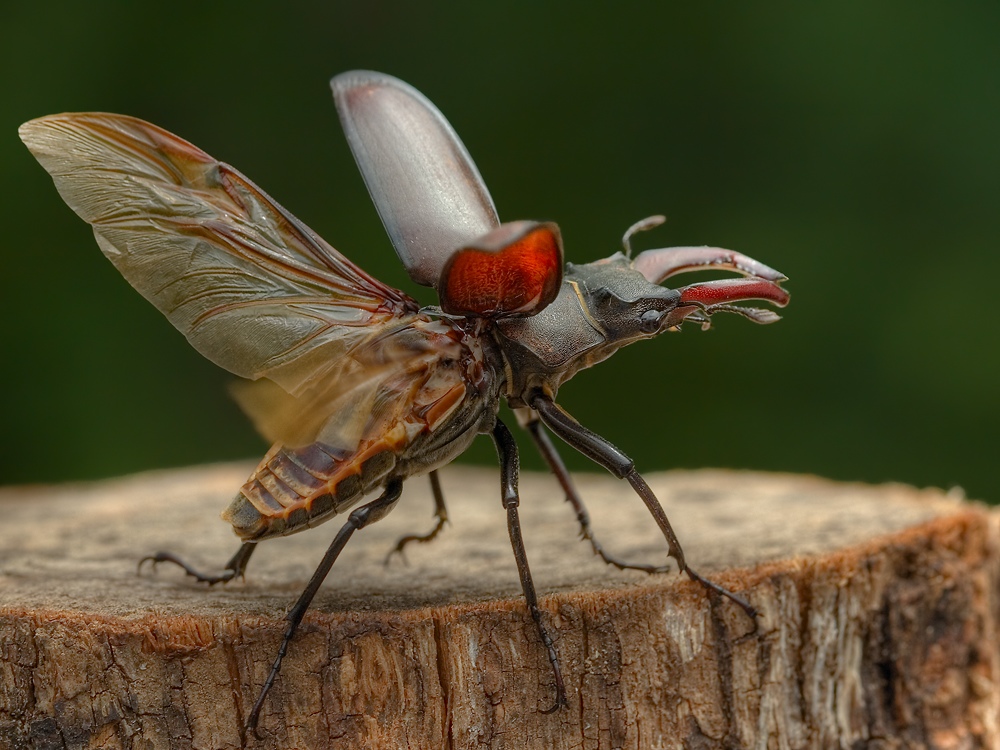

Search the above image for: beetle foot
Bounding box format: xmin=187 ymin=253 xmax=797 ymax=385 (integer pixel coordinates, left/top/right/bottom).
xmin=587 ymin=541 xmax=672 ymax=575
xmin=598 ymin=554 xmax=672 ymax=575
xmin=540 ymin=685 xmax=569 ymax=714
xmin=138 ymin=551 xmax=240 ymax=585
xmin=384 ymin=516 xmax=449 ymax=565
xmin=684 ymin=566 xmax=758 ymax=624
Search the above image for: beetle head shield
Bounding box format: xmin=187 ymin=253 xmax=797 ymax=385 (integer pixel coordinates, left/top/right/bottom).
xmin=569 ymin=255 xmax=684 ymax=342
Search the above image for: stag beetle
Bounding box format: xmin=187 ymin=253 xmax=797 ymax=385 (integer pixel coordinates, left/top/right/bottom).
xmin=20 ymin=70 xmax=789 ymax=737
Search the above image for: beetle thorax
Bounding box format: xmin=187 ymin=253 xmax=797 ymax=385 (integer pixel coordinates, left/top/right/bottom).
xmin=493 ymin=255 xmax=682 ymax=408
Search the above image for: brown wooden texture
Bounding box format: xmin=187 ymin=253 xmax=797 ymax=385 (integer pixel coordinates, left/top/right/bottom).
xmin=0 ymin=463 xmax=996 ymax=749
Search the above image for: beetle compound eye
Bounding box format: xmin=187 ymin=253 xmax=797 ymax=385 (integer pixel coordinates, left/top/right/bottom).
xmin=639 ymin=309 xmax=664 ymax=334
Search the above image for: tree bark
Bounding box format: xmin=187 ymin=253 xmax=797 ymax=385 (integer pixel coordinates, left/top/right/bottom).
xmin=0 ymin=463 xmax=996 ymax=749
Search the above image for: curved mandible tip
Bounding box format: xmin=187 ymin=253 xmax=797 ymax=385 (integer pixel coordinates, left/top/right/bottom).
xmin=331 ymin=71 xmax=501 ymax=287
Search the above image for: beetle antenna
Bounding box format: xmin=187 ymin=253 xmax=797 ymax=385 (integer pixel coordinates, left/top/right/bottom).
xmin=622 ymin=214 xmax=666 ymax=257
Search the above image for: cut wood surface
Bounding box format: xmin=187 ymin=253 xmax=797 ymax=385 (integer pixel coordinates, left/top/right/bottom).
xmin=0 ymin=463 xmax=996 ymax=749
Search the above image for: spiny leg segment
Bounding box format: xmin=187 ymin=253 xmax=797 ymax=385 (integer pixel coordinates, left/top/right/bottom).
xmin=386 ymin=469 xmax=449 ymax=562
xmin=491 ymin=418 xmax=567 ymax=713
xmin=529 ymin=392 xmax=757 ymax=621
xmin=524 ymin=416 xmax=671 ymax=575
xmin=139 ymin=540 xmax=257 ymax=585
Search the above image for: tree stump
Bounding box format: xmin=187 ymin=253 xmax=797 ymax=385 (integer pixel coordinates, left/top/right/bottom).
xmin=0 ymin=463 xmax=996 ymax=749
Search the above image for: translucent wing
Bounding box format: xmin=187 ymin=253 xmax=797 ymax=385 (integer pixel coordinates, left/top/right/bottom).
xmin=19 ymin=113 xmax=419 ymax=396
xmin=332 ymin=70 xmax=500 ymax=288
xmin=228 ymin=316 xmax=482 ymax=538
xmin=231 ymin=316 xmax=473 ymax=450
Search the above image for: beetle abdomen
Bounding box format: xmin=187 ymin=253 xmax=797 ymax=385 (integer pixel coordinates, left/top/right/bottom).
xmin=221 ymin=321 xmax=493 ymax=542
xmin=222 ymin=439 xmax=398 ymax=541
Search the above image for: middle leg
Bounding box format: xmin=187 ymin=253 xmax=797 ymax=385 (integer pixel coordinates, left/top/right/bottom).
xmin=386 ymin=469 xmax=449 ymax=562
xmin=491 ymin=418 xmax=567 ymax=713
xmin=523 ymin=414 xmax=670 ymax=575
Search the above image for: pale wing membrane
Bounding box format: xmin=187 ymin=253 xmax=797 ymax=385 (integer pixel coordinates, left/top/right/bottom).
xmin=332 ymin=70 xmax=500 ymax=287
xmin=19 ymin=113 xmax=417 ymax=396
xmin=232 ymin=317 xmax=471 ymax=449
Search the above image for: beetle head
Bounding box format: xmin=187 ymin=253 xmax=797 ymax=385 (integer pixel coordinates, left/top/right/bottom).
xmin=569 ymin=254 xmax=685 ymax=341
xmin=495 ymin=242 xmax=788 ymax=406
xmin=580 ymin=246 xmax=789 ymax=339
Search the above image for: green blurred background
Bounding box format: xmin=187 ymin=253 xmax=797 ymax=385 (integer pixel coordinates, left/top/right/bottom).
xmin=3 ymin=3 xmax=998 ymax=502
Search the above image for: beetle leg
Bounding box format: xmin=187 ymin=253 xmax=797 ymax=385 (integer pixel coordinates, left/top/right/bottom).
xmin=523 ymin=416 xmax=671 ymax=575
xmin=385 ymin=470 xmax=449 ymax=563
xmin=529 ymin=393 xmax=758 ymax=621
xmin=139 ymin=541 xmax=257 ymax=585
xmin=245 ymin=478 xmax=403 ymax=741
xmin=491 ymin=418 xmax=568 ymax=714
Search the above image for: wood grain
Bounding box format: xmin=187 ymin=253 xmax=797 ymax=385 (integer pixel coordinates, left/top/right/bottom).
xmin=0 ymin=463 xmax=996 ymax=749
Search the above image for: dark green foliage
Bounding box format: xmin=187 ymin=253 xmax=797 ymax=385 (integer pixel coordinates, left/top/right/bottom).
xmin=3 ymin=2 xmax=998 ymax=502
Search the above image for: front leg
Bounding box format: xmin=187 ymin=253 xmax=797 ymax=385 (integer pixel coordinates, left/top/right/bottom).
xmin=529 ymin=392 xmax=757 ymax=620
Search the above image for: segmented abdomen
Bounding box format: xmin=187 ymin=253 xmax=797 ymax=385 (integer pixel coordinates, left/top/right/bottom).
xmin=223 ymin=432 xmax=403 ymax=541
xmin=221 ymin=316 xmax=496 ymax=541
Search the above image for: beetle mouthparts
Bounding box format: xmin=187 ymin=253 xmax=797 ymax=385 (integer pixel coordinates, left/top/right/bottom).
xmin=666 ymin=276 xmax=789 ymax=329
xmin=679 ymin=277 xmax=790 ymax=309
xmin=629 ymin=244 xmax=788 ymax=328
xmin=633 ymin=246 xmax=787 ymax=285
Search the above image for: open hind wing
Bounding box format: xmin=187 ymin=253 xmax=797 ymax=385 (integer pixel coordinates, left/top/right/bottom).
xmin=19 ymin=112 xmax=418 ymax=397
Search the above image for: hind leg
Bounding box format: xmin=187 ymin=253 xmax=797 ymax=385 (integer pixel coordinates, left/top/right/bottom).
xmin=139 ymin=541 xmax=257 ymax=585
